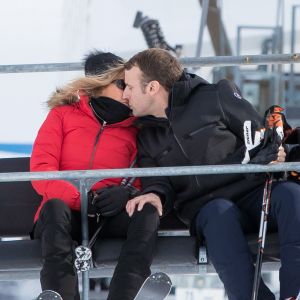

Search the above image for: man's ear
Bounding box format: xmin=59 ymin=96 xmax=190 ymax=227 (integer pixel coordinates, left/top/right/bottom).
xmin=148 ymin=80 xmax=160 ymax=95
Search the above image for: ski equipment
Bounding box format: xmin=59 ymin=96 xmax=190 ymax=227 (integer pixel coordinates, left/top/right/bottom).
xmin=37 ymin=290 xmax=63 ymax=300
xmin=251 ymin=105 xmax=284 ymax=300
xmin=134 ymin=272 xmax=172 ymax=300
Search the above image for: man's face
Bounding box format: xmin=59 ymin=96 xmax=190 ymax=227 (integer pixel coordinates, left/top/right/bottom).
xmin=123 ymin=66 xmax=153 ymax=117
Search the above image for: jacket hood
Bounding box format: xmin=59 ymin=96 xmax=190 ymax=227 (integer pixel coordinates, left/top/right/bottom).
xmin=47 ymin=88 xmax=81 ymax=109
xmin=169 ymin=72 xmax=209 ymax=108
xmin=135 ymin=72 xmax=209 ymax=128
xmin=165 ymin=72 xmax=209 ymax=121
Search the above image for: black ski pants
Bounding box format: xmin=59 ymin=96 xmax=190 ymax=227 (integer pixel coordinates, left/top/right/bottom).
xmin=33 ymin=198 xmax=160 ymax=300
xmin=196 ymin=181 xmax=300 ymax=300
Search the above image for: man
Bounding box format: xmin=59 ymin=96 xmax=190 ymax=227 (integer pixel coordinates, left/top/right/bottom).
xmin=123 ymin=48 xmax=300 ymax=300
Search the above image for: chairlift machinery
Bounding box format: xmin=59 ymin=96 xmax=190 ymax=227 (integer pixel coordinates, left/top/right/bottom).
xmin=133 ymin=1 xmax=300 ymax=123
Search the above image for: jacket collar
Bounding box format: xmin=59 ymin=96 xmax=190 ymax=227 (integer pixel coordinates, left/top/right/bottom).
xmin=135 ymin=115 xmax=169 ymax=128
xmin=135 ymin=72 xmax=209 ymax=128
xmin=78 ymin=94 xmax=136 ymax=127
xmin=168 ymin=72 xmax=209 ymax=108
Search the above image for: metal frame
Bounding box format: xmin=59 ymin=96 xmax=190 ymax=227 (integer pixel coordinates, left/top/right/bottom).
xmin=195 ymin=0 xmax=210 ymax=58
xmin=0 ymin=163 xmax=300 ymax=299
xmin=235 ymin=25 xmax=285 ymax=106
xmin=0 ymin=53 xmax=299 ymax=74
xmin=0 ymin=54 xmax=299 ymax=299
xmin=236 ymin=26 xmax=282 ymax=57
xmin=288 ymin=5 xmax=300 ymax=104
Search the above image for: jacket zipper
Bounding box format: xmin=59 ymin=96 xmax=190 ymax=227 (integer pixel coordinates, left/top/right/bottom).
xmin=89 ymin=121 xmax=107 ymax=169
xmin=169 ymin=122 xmax=200 ymax=187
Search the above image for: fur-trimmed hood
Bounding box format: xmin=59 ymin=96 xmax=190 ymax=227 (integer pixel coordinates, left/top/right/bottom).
xmin=47 ymin=88 xmax=83 ymax=109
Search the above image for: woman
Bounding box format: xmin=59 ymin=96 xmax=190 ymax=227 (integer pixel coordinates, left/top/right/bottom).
xmin=31 ymin=53 xmax=160 ymax=300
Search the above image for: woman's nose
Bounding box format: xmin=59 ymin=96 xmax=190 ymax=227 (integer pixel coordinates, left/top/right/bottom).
xmin=122 ymin=88 xmax=129 ymax=101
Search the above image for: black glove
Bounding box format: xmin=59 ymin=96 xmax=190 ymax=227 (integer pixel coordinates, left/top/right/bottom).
xmin=246 ymin=131 xmax=282 ymax=181
xmin=249 ymin=130 xmax=281 ymax=164
xmin=91 ymin=185 xmax=132 ymax=217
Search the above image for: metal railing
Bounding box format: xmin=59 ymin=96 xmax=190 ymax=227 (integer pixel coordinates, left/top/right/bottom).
xmin=1 ymin=162 xmax=300 ymax=182
xmin=1 ymin=162 xmax=300 ymax=299
xmin=0 ymin=53 xmax=299 ymax=74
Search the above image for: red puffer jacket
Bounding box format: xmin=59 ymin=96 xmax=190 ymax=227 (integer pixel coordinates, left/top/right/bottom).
xmin=30 ymin=94 xmax=140 ymax=222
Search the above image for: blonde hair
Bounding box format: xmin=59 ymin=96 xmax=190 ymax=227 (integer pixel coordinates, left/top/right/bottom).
xmin=47 ymin=63 xmax=125 ymax=109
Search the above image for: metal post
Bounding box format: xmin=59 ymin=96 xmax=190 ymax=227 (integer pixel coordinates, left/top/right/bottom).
xmin=195 ymin=0 xmax=210 ymax=58
xmin=79 ymin=179 xmax=90 ymax=300
xmin=218 ymin=0 xmax=226 ymax=79
xmin=274 ymin=0 xmax=284 ymax=107
xmin=288 ymin=6 xmax=300 ymax=104
xmin=235 ymin=26 xmax=243 ymax=87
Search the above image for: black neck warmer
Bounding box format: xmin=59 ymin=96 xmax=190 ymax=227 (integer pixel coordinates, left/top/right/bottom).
xmin=90 ymin=96 xmax=131 ymax=124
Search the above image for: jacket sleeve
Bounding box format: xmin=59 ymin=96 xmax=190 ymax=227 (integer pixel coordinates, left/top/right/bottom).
xmin=217 ymin=79 xmax=264 ymax=163
xmin=137 ymin=133 xmax=174 ymax=217
xmin=128 ymin=141 xmax=142 ymax=191
xmin=30 ymin=108 xmax=80 ymax=210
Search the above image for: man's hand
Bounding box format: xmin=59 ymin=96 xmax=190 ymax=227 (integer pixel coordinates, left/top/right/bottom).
xmin=126 ymin=193 xmax=162 ymax=217
xmin=249 ymin=134 xmax=281 ymax=165
xmin=270 ymin=145 xmax=286 ymax=163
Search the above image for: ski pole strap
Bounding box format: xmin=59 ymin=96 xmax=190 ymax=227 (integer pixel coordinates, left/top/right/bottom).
xmin=89 ymin=218 xmax=107 ymax=249
xmin=264 ymin=173 xmax=273 ymax=214
xmin=121 ymin=157 xmax=137 ymax=186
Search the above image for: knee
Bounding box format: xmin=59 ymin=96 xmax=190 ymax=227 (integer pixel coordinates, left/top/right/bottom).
xmin=198 ymin=198 xmax=236 ymax=218
xmin=272 ymin=182 xmax=300 ymax=214
xmin=196 ymin=198 xmax=239 ymax=229
xmin=39 ymin=199 xmax=71 ymax=223
xmin=132 ymin=203 xmax=160 ymax=231
xmin=135 ymin=203 xmax=159 ymax=217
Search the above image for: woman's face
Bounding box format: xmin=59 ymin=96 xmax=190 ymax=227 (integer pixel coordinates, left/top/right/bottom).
xmin=97 ymin=80 xmax=128 ymax=106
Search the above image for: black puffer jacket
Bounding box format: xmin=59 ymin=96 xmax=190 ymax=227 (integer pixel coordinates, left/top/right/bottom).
xmin=137 ymin=73 xmax=265 ymax=231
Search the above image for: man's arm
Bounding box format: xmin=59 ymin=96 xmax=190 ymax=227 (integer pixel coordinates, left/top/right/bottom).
xmin=217 ymin=80 xmax=285 ymax=165
xmin=126 ymin=133 xmax=175 ymax=217
xmin=217 ymin=79 xmax=263 ymax=142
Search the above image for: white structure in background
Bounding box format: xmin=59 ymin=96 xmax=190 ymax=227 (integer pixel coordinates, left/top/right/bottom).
xmin=61 ymin=0 xmax=91 ymax=61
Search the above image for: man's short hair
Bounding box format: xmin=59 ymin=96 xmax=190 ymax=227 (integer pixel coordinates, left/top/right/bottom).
xmin=125 ymin=49 xmax=183 ymax=92
xmin=83 ymin=50 xmax=124 ymax=76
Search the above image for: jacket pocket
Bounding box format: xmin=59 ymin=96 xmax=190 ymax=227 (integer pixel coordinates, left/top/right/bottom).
xmin=183 ymin=123 xmax=215 ymax=139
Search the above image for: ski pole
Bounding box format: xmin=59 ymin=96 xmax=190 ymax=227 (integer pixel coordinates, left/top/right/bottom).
xmin=251 ymin=105 xmax=285 ymax=300
xmin=251 ymin=174 xmax=273 ymax=300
